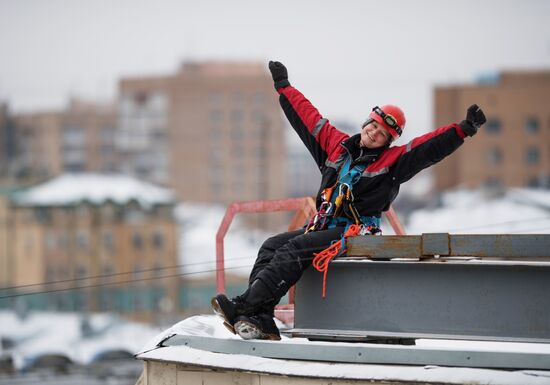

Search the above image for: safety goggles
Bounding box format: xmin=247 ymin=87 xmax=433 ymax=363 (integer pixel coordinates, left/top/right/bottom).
xmin=372 ymin=106 xmax=403 ymax=137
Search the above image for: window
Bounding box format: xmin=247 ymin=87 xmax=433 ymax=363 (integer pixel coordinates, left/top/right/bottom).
xmin=46 ymin=231 xmax=57 ymax=250
xmin=253 ymin=92 xmax=266 ymax=106
xmin=100 ymin=127 xmax=114 ymax=143
xmin=133 ymin=264 xmax=144 ymax=279
xmin=101 ymin=265 xmax=113 ymax=283
xmin=209 ymin=110 xmax=223 ymax=124
xmin=486 ymin=147 xmax=502 ymax=165
xmin=76 ymin=265 xmax=88 ymax=279
xmin=63 ymin=126 xmax=86 ymax=146
xmin=485 ymin=119 xmax=501 ymax=134
xmin=230 ymin=110 xmax=244 ymax=124
xmin=527 ymin=177 xmax=541 ymax=188
xmin=525 ymin=146 xmax=540 ymax=165
xmin=132 ymin=233 xmax=144 ymax=250
xmin=230 ymin=126 xmax=244 ymax=141
xmin=76 ymin=232 xmax=89 ymax=250
xmin=484 ymin=177 xmax=503 ymax=189
xmin=103 ymin=232 xmax=115 ymax=252
xmin=76 ymin=204 xmax=90 ymax=218
xmin=34 ymin=207 xmax=51 ymax=223
xmin=525 ymin=117 xmax=539 ymax=134
xmin=152 ymin=232 xmax=164 ymax=250
xmin=208 ymin=92 xmax=223 ymax=107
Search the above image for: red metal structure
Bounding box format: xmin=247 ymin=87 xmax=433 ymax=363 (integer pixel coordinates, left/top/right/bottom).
xmin=215 ymin=197 xmax=317 ymax=295
xmin=215 ymin=198 xmax=406 ymax=299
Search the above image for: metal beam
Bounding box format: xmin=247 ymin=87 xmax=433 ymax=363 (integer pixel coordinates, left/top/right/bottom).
xmin=293 ymin=260 xmax=550 ymax=343
xmin=347 ymin=233 xmax=550 ymax=259
xmin=161 ymin=334 xmax=550 ymax=370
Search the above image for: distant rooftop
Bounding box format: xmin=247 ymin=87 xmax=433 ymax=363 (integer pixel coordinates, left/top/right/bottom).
xmin=11 ymin=173 xmax=176 ymax=208
xmin=179 ymin=61 xmax=266 ymax=77
xmin=475 ymin=69 xmax=550 ymax=86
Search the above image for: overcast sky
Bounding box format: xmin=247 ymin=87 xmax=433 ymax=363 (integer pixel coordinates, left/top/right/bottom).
xmin=1 ymin=0 xmax=549 ymax=142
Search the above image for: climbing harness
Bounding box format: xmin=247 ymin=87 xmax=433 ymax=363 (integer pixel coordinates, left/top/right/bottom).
xmin=312 ymin=224 xmax=362 ymax=298
xmin=308 ymin=153 xmax=384 ymax=297
xmin=306 ymin=154 xmax=382 ymax=234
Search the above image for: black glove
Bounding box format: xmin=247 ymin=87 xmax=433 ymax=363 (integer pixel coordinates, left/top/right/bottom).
xmin=268 ymin=61 xmax=290 ymax=90
xmin=459 ymin=104 xmax=486 ymax=137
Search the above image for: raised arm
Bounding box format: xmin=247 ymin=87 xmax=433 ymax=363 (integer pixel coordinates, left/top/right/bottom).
xmin=268 ymin=61 xmax=348 ymax=170
xmin=390 ymin=104 xmax=487 ymax=184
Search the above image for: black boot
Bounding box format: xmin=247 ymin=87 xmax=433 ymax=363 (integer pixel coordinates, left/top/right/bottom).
xmin=211 ymin=279 xmax=274 ymax=334
xmin=234 ymin=313 xmax=281 ymax=341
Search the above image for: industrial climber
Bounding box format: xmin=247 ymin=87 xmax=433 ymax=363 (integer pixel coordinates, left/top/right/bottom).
xmin=212 ymin=60 xmax=487 ymax=340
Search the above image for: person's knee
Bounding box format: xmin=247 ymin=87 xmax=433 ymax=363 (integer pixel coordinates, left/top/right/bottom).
xmin=260 ymin=233 xmax=291 ymax=253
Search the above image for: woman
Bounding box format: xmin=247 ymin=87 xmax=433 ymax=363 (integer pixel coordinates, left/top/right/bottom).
xmin=212 ymin=61 xmax=486 ymax=340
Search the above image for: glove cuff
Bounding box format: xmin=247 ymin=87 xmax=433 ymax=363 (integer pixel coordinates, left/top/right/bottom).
xmin=274 ymin=79 xmax=290 ymax=90
xmin=459 ymin=120 xmax=477 ymax=137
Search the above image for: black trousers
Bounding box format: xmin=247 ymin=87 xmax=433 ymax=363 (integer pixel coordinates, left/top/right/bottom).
xmin=248 ymin=226 xmax=345 ymax=303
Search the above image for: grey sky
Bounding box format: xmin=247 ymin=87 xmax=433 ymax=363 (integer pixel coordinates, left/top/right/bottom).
xmin=1 ymin=0 xmax=549 ymax=142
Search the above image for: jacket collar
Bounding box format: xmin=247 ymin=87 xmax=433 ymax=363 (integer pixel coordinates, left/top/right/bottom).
xmin=341 ymin=134 xmax=388 ymax=163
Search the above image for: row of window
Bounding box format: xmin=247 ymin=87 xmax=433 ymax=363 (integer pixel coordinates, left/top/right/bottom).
xmin=46 ymin=261 xmax=167 ymax=282
xmin=44 ymin=230 xmax=166 ymax=252
xmin=484 ymin=175 xmax=550 ymax=189
xmin=208 ymin=92 xmax=267 ymax=108
xmin=29 ymin=205 xmax=173 ymax=224
xmin=484 ymin=117 xmax=548 ymax=135
xmin=486 ymin=146 xmax=544 ymax=165
xmin=0 ymin=287 xmax=169 ymax=314
xmin=209 ymin=109 xmax=273 ymax=126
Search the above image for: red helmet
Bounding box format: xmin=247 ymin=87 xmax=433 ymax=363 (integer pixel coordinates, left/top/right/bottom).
xmin=369 ymin=105 xmax=406 ymax=140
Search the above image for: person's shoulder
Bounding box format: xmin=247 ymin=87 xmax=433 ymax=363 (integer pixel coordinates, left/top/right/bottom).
xmin=367 ymin=145 xmax=406 ymax=170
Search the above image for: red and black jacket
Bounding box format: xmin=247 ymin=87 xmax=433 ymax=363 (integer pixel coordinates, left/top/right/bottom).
xmin=278 ymin=85 xmax=467 ymax=218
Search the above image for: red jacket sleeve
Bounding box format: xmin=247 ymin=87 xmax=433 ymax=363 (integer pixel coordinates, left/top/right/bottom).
xmin=278 ymin=86 xmax=349 ymax=170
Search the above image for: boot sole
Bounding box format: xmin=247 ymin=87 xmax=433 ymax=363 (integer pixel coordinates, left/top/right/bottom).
xmin=211 ymin=297 xmax=236 ymax=334
xmin=234 ymin=320 xmax=281 ymax=341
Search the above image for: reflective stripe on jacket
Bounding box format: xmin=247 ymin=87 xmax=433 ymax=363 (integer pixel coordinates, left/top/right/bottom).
xmin=278 ymin=85 xmax=467 ymax=218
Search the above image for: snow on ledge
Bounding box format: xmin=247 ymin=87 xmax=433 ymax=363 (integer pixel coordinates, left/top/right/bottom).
xmin=11 ymin=173 xmax=176 ymax=209
xmin=135 ymin=315 xmax=550 ymax=385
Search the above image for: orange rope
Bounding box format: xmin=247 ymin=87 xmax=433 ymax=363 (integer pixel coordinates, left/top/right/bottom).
xmin=312 ymin=224 xmax=362 ymax=298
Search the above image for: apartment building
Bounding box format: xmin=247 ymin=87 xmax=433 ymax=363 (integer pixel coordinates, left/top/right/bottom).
xmin=118 ymin=76 xmax=171 ymax=184
xmin=5 ymin=100 xmax=117 ymax=184
xmin=0 ymin=174 xmax=179 ymax=322
xmin=119 ymin=62 xmax=287 ymax=205
xmin=433 ymin=70 xmax=550 ymax=191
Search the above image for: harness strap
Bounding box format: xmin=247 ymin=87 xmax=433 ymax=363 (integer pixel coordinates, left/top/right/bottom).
xmin=312 ymin=224 xmax=362 ymax=298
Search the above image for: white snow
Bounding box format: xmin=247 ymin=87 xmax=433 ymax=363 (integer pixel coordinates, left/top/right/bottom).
xmin=12 ymin=173 xmax=176 ymax=209
xmin=136 ymin=315 xmax=550 ymax=385
xmin=406 ymin=188 xmax=550 ymax=234
xmin=0 ymin=311 xmax=162 ymax=370
xmin=175 ymin=203 xmax=271 ymax=278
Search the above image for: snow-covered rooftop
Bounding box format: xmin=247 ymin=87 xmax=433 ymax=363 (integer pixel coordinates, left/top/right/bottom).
xmin=175 ymin=203 xmax=272 ymax=278
xmin=11 ymin=173 xmax=176 ymax=209
xmin=0 ymin=310 xmax=162 ymax=370
xmin=136 ymin=315 xmax=550 ymax=385
xmin=406 ymin=188 xmax=550 ymax=234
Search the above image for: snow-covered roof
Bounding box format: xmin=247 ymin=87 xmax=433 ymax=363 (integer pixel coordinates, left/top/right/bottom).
xmin=136 ymin=315 xmax=550 ymax=385
xmin=406 ymin=188 xmax=550 ymax=234
xmin=11 ymin=173 xmax=176 ymax=209
xmin=175 ymin=203 xmax=271 ymax=278
xmin=0 ymin=310 xmax=161 ymax=370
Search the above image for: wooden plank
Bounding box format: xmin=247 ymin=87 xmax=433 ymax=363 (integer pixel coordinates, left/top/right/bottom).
xmin=450 ymin=234 xmax=550 ymax=258
xmin=346 ymin=234 xmax=550 ymax=259
xmin=346 ymin=235 xmax=421 ymax=259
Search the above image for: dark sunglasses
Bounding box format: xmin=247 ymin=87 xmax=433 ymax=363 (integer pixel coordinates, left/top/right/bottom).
xmin=372 ymin=106 xmax=403 ymax=136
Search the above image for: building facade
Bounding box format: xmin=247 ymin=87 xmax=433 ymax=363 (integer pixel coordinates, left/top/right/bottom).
xmin=119 ymin=62 xmax=287 ymax=205
xmin=433 ymin=70 xmax=550 ymax=191
xmin=0 ymin=174 xmax=179 ymax=322
xmin=3 ymin=100 xmax=117 ymax=185
xmin=4 ymin=62 xmax=287 ymax=208
xmin=118 ymin=76 xmax=171 ymax=184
